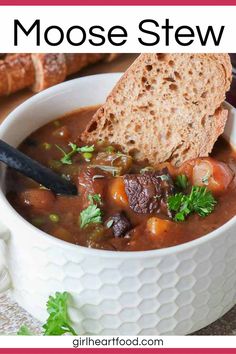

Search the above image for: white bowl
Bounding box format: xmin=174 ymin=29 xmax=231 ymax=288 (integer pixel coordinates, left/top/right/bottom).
xmin=0 ymin=73 xmax=236 ymax=335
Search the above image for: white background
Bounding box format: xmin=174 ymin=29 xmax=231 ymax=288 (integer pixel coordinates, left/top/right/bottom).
xmin=1 ymin=6 xmax=235 ymax=52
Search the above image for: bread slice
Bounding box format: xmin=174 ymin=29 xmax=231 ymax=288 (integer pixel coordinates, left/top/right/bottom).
xmin=81 ymin=53 xmax=232 ymax=166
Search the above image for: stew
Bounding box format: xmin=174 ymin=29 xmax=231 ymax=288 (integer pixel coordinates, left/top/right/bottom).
xmin=6 ymin=105 xmax=236 ymax=251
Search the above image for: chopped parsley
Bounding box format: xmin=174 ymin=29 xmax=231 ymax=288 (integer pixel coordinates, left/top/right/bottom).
xmin=80 ymin=194 xmax=103 ymax=229
xmin=43 ymin=292 xmax=77 ymax=335
xmin=55 ymin=143 xmax=78 ymax=165
xmin=168 ymin=186 xmax=217 ymax=222
xmin=175 ymin=174 xmax=189 ymax=190
xmin=80 ymin=204 xmax=102 ymax=229
xmin=17 ymin=292 xmax=77 ymax=336
xmin=88 ymin=193 xmax=102 ymax=205
xmin=77 ymin=145 xmax=94 ymax=153
xmin=17 ymin=325 xmax=34 ymax=336
xmin=56 ymin=143 xmax=94 ymax=165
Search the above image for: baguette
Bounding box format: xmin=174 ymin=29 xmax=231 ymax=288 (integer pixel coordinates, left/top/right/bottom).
xmin=5 ymin=54 xmax=35 ymax=94
xmin=0 ymin=60 xmax=9 ymax=96
xmin=81 ymin=53 xmax=232 ymax=166
xmin=31 ymin=53 xmax=67 ymax=92
xmin=0 ymin=53 xmax=120 ymax=96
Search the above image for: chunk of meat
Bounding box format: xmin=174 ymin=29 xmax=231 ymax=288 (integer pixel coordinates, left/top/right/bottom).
xmin=124 ymin=168 xmax=174 ymax=215
xmin=106 ymin=212 xmax=132 ymax=237
xmin=77 ymin=167 xmax=108 ymax=207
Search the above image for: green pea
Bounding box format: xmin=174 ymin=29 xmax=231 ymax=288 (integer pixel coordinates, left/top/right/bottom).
xmin=83 ymin=152 xmax=93 ymax=162
xmin=42 ymin=142 xmax=52 ymax=150
xmin=105 ymin=146 xmax=115 ymax=153
xmin=49 ymin=214 xmax=60 ymax=223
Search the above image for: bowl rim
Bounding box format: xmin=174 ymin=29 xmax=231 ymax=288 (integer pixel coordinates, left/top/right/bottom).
xmin=0 ymin=72 xmax=236 ymax=258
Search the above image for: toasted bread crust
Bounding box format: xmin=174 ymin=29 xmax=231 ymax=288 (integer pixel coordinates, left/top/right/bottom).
xmin=81 ymin=53 xmax=232 ymax=166
xmin=0 ymin=60 xmax=9 ymax=96
xmin=31 ymin=54 xmax=67 ymax=92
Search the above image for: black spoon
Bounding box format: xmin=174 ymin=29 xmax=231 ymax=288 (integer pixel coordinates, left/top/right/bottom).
xmin=0 ymin=139 xmax=77 ymax=196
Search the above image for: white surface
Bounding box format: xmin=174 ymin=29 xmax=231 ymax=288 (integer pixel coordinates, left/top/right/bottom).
xmin=0 ymin=74 xmax=235 ymax=335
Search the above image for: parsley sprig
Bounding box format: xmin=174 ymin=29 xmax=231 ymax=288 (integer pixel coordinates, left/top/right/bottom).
xmin=17 ymin=325 xmax=34 ymax=336
xmin=17 ymin=292 xmax=77 ymax=336
xmin=56 ymin=143 xmax=94 ymax=165
xmin=168 ymin=186 xmax=217 ymax=222
xmin=88 ymin=193 xmax=102 ymax=205
xmin=43 ymin=292 xmax=77 ymax=335
xmin=80 ymin=194 xmax=102 ymax=229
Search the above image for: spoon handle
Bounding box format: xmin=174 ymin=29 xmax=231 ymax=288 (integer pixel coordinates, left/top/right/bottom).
xmin=0 ymin=139 xmax=77 ymax=196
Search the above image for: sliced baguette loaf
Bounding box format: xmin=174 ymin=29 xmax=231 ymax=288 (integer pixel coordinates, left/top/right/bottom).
xmin=81 ymin=53 xmax=232 ymax=166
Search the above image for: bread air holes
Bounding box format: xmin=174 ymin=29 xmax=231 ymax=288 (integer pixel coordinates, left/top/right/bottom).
xmin=183 ymin=93 xmax=189 ymax=101
xmin=169 ymin=84 xmax=178 ymax=91
xmin=156 ymin=54 xmax=166 ymax=61
xmin=137 ymin=93 xmax=143 ymax=100
xmin=201 ymin=91 xmax=208 ymax=98
xmin=174 ymin=71 xmax=181 ymax=80
xmin=87 ymin=121 xmax=97 ymax=132
xmin=141 ymin=76 xmax=147 ymax=83
xmin=182 ymin=146 xmax=190 ymax=156
xmin=168 ymin=60 xmax=174 ymax=67
xmin=166 ymin=129 xmax=172 ymax=139
xmin=164 ymin=77 xmax=175 ymax=82
xmin=145 ymin=65 xmax=153 ymax=71
xmin=135 ymin=124 xmax=141 ymax=132
xmin=103 ymin=119 xmax=112 ymax=129
xmin=201 ymin=115 xmax=206 ymax=127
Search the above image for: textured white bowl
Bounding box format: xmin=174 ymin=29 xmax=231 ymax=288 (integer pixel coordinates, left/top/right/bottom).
xmin=0 ymin=73 xmax=236 ymax=335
